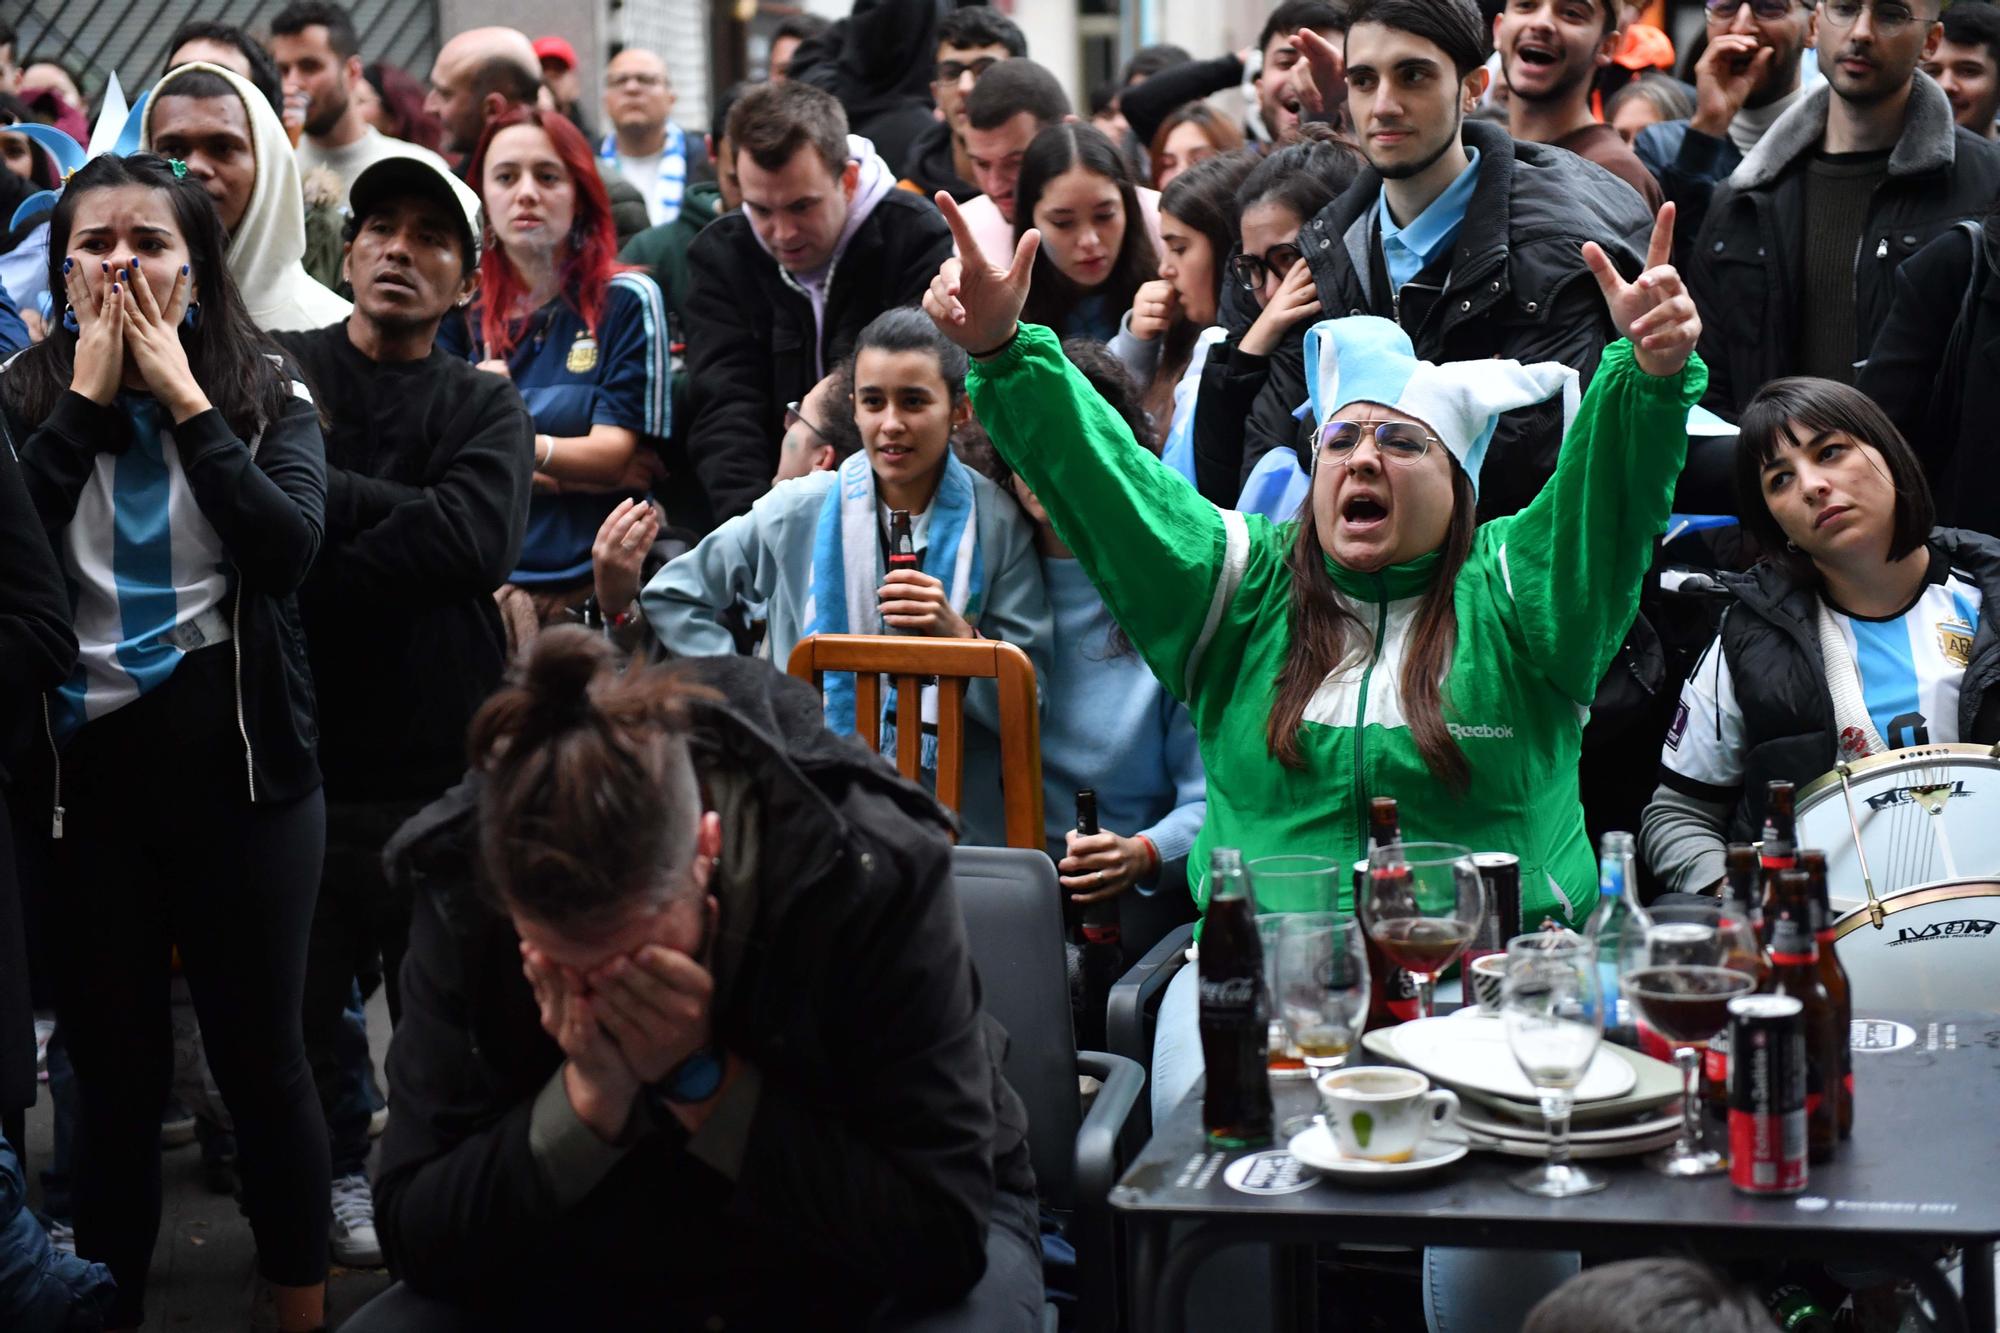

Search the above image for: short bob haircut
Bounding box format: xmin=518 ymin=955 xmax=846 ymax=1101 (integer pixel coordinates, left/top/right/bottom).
xmin=1734 ymin=377 xmax=1936 ymax=577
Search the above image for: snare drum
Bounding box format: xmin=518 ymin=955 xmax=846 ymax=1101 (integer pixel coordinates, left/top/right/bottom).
xmin=1795 ymin=745 xmax=2000 ymax=913
xmin=1832 ymin=878 xmax=2000 ymax=1015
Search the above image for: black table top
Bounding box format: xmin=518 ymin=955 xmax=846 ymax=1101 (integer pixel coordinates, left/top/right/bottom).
xmin=1111 ymin=1011 xmax=2000 ymax=1253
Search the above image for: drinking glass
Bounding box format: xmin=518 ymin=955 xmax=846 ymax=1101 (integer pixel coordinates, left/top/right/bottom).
xmin=1619 ymin=899 xmax=1760 ymax=1177
xmin=1275 ymin=913 xmax=1371 ymax=1077
xmin=1360 ymin=842 xmax=1484 ymax=1021
xmin=1502 ymin=932 xmax=1607 ymax=1197
xmin=1249 ymin=857 xmax=1339 ymax=1081
xmin=1255 ymin=914 xmax=1307 ymax=1078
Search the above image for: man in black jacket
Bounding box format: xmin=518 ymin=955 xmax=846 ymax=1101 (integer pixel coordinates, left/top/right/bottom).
xmin=1688 ymin=0 xmax=2000 ymax=416
xmin=682 ymin=81 xmax=953 ymax=522
xmin=352 ymin=647 xmax=1040 ymax=1329
xmin=275 ymin=154 xmax=533 ymax=1269
xmin=1264 ymin=0 xmax=1652 ymax=520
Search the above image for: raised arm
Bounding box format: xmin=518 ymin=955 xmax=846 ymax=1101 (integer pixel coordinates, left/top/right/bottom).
xmin=1484 ymin=204 xmax=1708 ymax=705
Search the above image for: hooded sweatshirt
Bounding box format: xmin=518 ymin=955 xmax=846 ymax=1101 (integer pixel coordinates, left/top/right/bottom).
xmin=747 ymin=134 xmax=895 ymax=379
xmin=143 ymin=62 xmax=353 ymax=334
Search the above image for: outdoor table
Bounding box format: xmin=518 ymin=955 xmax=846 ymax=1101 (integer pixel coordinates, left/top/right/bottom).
xmin=1112 ymin=1010 xmax=2000 ymax=1333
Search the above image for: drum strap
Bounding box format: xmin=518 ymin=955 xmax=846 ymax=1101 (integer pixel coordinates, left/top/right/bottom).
xmin=1816 ymin=597 xmax=1888 ymax=762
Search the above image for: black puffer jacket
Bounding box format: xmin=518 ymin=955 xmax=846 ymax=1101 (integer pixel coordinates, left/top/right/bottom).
xmin=681 ymin=189 xmax=952 ymax=522
xmin=1271 ymin=120 xmax=1653 ymax=520
xmin=374 ymin=654 xmax=1037 ymax=1328
xmin=1701 ymin=531 xmax=2000 ymax=841
xmin=1688 ymin=74 xmax=2000 ymax=418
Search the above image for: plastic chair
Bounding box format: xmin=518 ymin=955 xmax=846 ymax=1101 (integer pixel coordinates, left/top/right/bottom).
xmin=952 ymin=846 xmax=1144 ymax=1333
xmin=786 ymin=633 xmax=1044 ymax=850
xmin=1104 ymin=921 xmax=1198 ymax=1145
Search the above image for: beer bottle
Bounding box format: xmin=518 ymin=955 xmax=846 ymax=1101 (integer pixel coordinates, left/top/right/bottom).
xmin=1757 ymin=781 xmax=1798 ymax=945
xmin=1585 ymin=832 xmax=1642 ymax=1049
xmin=1361 ymin=798 xmax=1420 ymax=1029
xmin=1800 ymin=850 xmax=1853 ymax=1141
xmin=1705 ymin=843 xmax=1766 ymax=1130
xmin=1760 ymin=870 xmax=1839 ymax=1164
xmin=1074 ymin=790 xmax=1122 ymax=1052
xmin=886 ymin=510 xmax=919 ymax=572
xmin=1199 ymin=848 xmax=1273 ymax=1148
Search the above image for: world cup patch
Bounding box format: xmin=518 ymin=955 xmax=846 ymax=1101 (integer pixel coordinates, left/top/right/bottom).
xmin=1665 ymin=700 xmax=1689 ymax=750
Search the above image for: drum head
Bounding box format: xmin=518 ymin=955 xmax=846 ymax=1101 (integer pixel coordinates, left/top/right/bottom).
xmin=1796 ymin=746 xmax=2000 ymax=909
xmin=1833 ymin=879 xmax=2000 ymax=1015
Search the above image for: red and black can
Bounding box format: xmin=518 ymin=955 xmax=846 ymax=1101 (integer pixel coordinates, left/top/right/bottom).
xmin=1728 ymin=994 xmax=1808 ymax=1196
xmin=1468 ymin=852 xmax=1522 ymax=963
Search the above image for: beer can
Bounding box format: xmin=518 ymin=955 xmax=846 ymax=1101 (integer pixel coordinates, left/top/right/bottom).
xmin=1728 ymin=994 xmax=1808 ymax=1196
xmin=1468 ymin=852 xmax=1522 ymax=960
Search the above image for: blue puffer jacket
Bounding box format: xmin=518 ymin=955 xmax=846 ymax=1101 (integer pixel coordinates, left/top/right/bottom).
xmin=0 ymin=1136 xmax=114 ymax=1331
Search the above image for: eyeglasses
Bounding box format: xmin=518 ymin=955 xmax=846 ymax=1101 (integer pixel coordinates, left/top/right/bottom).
xmin=934 ymin=56 xmax=1001 ymax=84
xmin=1817 ymin=0 xmax=1926 ymax=30
xmin=785 ymin=400 xmax=828 ymax=446
xmin=1703 ymin=0 xmax=1802 ymax=20
xmin=607 ymin=72 xmax=668 ymax=89
xmin=1316 ymin=420 xmax=1440 ymax=465
xmin=1230 ymin=243 xmax=1305 ymax=295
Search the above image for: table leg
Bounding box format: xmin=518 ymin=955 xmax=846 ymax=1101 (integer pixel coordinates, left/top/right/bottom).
xmin=1965 ymin=1241 xmax=1996 ymax=1333
xmin=1129 ymin=1217 xmax=1165 ymax=1333
xmin=1155 ymin=1224 xmax=1243 ymax=1333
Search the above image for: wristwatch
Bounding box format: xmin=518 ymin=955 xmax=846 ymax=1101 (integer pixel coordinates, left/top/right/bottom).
xmin=651 ymin=1047 xmax=725 ymax=1106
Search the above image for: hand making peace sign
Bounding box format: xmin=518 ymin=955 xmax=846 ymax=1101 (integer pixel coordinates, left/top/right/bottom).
xmin=921 ymin=192 xmax=1041 ymax=359
xmin=1582 ymin=202 xmax=1701 ymax=380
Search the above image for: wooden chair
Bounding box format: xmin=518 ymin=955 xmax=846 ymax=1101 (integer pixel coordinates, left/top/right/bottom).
xmin=786 ymin=634 xmax=1044 ymax=850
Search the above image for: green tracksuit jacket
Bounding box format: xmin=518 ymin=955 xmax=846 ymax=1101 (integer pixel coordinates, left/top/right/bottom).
xmin=968 ymin=324 xmax=1706 ymax=929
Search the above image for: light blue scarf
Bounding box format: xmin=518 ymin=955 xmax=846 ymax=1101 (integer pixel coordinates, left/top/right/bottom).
xmin=804 ymin=449 xmax=985 ymax=761
xmin=598 ymin=123 xmax=689 ymax=226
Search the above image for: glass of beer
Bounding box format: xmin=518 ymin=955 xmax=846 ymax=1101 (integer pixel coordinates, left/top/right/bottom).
xmin=1276 ymin=913 xmax=1371 ymax=1075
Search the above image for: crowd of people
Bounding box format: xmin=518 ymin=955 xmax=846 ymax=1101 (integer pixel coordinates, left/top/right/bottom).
xmin=1 ymin=0 xmax=1998 ymax=1328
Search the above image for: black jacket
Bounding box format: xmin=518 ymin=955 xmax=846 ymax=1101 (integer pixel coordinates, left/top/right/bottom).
xmin=899 ymin=118 xmax=979 ymax=203
xmin=5 ymin=378 xmax=327 ymax=805
xmin=374 ymin=655 xmax=1036 ymax=1327
xmin=1687 ymin=75 xmax=2000 ymax=418
xmin=1280 ymin=119 xmax=1653 ymax=520
xmin=277 ymin=326 xmax=534 ymax=800
xmin=1682 ymin=532 xmax=2000 ymax=841
xmin=788 ymin=0 xmax=943 ymax=176
xmin=682 ymin=191 xmax=952 ymax=522
xmin=1857 ymin=219 xmax=2000 ymax=538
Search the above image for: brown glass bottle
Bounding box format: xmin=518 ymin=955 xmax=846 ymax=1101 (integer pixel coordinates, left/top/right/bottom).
xmin=1757 ymin=781 xmax=1798 ymax=945
xmin=1199 ymin=849 xmax=1273 ymax=1147
xmin=1360 ymin=797 xmax=1420 ymax=1030
xmin=1800 ymin=850 xmax=1853 ymax=1141
xmin=1759 ymin=869 xmax=1840 ymax=1164
xmin=1704 ymin=843 xmax=1767 ymax=1128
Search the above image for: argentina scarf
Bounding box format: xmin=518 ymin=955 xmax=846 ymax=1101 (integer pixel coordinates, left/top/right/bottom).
xmin=803 ymin=449 xmax=985 ymax=766
xmin=599 ymin=124 xmax=689 ymax=226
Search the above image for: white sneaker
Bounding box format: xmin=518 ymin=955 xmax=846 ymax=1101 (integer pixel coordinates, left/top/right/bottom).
xmin=328 ymin=1172 xmax=383 ymax=1267
xmin=33 ymin=1018 xmax=53 ymax=1083
xmin=44 ymin=1219 xmax=75 ymax=1256
xmin=368 ymin=1105 xmax=389 ymax=1139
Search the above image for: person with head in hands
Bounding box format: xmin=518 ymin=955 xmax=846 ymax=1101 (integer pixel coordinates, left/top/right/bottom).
xmin=3 ymin=151 xmax=332 ymax=1333
xmin=1687 ymin=0 xmax=2000 ymax=416
xmin=1492 ymin=0 xmax=1665 ymax=207
xmin=272 ymin=153 xmax=533 ymax=1270
xmin=1924 ymin=0 xmax=2000 ymax=138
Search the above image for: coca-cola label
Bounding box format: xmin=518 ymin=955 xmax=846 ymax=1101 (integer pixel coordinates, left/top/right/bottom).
xmin=1201 ymin=977 xmax=1259 ymax=1012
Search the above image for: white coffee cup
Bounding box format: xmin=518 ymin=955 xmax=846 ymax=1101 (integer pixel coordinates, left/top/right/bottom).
xmin=1317 ymin=1067 xmax=1460 ymax=1162
xmin=1470 ymin=953 xmax=1509 ymax=1012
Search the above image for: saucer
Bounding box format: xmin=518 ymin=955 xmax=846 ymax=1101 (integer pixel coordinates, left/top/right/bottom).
xmin=1286 ymin=1121 xmax=1469 ymax=1182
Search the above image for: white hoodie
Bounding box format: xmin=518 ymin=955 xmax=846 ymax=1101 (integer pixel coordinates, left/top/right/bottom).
xmin=142 ymin=62 xmax=352 ymax=334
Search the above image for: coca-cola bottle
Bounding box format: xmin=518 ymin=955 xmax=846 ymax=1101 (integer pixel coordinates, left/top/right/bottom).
xmin=1760 ymin=869 xmax=1840 ymax=1164
xmin=1200 ymin=848 xmax=1272 ymax=1147
xmin=1757 ymin=781 xmax=1798 ymax=945
xmin=1361 ymin=798 xmax=1420 ymax=1029
xmin=1704 ymin=843 xmax=1766 ymax=1130
xmin=1800 ymin=850 xmax=1853 ymax=1141
xmin=1074 ymin=790 xmax=1121 ymax=1052
xmin=886 ymin=510 xmax=918 ymax=571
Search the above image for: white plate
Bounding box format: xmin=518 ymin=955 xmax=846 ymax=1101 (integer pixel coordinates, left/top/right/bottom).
xmin=1287 ymin=1121 xmax=1469 ymax=1182
xmin=1456 ymin=1102 xmax=1683 ymax=1145
xmin=1372 ymin=1016 xmax=1638 ymax=1104
xmin=1459 ymin=1122 xmax=1682 ymax=1159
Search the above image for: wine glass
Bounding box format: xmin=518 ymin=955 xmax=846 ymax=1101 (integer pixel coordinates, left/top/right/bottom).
xmin=1276 ymin=913 xmax=1371 ymax=1077
xmin=1360 ymin=841 xmax=1484 ymax=1021
xmin=1619 ymin=899 xmax=1760 ymax=1177
xmin=1502 ymin=931 xmax=1607 ymax=1197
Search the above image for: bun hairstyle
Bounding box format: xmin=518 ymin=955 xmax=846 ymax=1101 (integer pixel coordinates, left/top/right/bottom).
xmin=469 ymin=629 xmax=710 ymax=931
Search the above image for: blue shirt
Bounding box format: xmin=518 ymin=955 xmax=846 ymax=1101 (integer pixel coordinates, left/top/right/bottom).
xmin=1377 ymin=147 xmax=1481 ymax=292
xmin=468 ymin=273 xmax=670 ymax=585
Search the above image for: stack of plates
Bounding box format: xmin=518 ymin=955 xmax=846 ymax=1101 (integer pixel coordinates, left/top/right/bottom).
xmin=1361 ymin=1015 xmax=1687 ymax=1158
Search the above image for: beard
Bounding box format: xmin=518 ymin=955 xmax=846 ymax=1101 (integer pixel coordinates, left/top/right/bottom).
xmin=305 ymin=86 xmax=349 ymax=138
xmin=1373 ymin=106 xmax=1466 ymax=181
xmin=1503 ymin=53 xmax=1592 ymax=105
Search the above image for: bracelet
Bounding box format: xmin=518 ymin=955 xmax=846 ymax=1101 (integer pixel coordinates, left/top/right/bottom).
xmin=535 ymin=433 xmax=556 ymax=469
xmin=969 ymin=325 xmax=1021 ymax=361
xmin=1136 ymin=834 xmax=1161 ymax=878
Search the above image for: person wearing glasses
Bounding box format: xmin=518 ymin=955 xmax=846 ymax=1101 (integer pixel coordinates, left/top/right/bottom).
xmin=1688 ymin=0 xmax=2000 ymax=416
xmin=1633 ymin=0 xmax=1817 ymax=242
xmin=596 ymin=48 xmax=712 ymax=230
xmin=898 ymin=6 xmax=1026 ymax=203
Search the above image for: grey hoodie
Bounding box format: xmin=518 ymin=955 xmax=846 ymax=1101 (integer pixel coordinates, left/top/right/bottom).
xmin=747 ymin=134 xmax=895 ymax=378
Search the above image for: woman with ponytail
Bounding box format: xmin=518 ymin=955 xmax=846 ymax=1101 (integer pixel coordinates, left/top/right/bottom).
xmin=359 ymin=630 xmax=1042 ymax=1330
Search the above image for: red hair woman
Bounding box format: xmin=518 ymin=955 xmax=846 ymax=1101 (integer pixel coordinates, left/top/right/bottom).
xmin=465 ymin=106 xmax=672 ymax=621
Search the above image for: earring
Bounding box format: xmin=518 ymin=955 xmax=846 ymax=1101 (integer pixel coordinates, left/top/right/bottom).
xmin=61 ymin=303 xmax=78 ymax=334
xmin=1785 ymin=539 xmax=1799 ymax=552
xmin=182 ymin=300 xmax=201 ymax=330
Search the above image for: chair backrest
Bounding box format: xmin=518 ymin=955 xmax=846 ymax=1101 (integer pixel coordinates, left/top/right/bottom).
xmin=951 ymin=845 xmax=1080 ymax=1211
xmin=787 ymin=633 xmax=1044 ymax=850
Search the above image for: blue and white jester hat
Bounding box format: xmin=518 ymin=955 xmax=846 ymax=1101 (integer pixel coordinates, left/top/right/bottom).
xmin=7 ymin=73 xmax=150 ymax=232
xmin=1301 ymin=315 xmax=1580 ymax=497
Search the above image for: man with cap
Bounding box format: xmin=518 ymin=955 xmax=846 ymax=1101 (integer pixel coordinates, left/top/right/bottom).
xmin=533 ymin=34 xmax=594 ymax=140
xmin=273 ymin=155 xmax=535 ymax=1268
